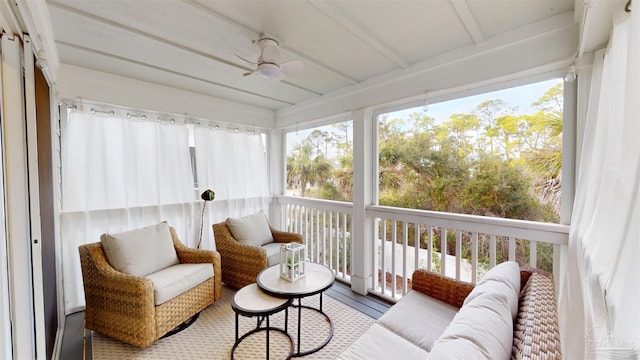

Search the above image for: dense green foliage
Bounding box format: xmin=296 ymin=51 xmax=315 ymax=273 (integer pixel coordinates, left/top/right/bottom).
xmin=287 ymin=83 xmax=563 ymax=272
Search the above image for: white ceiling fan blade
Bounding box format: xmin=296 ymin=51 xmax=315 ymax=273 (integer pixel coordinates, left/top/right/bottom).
xmin=280 ymin=60 xmax=304 ymax=77
xmin=235 ymin=53 xmax=258 ymax=65
xmin=261 ymin=44 xmax=281 ymax=64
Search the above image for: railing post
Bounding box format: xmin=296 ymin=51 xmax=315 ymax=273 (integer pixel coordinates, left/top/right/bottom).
xmin=350 ymin=109 xmax=374 ymax=295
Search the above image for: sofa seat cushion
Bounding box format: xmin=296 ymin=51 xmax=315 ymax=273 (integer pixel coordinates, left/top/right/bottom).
xmin=226 ymin=211 xmax=274 ymax=247
xmin=429 ymin=290 xmax=514 ymax=360
xmin=145 ymin=263 xmax=214 ymax=305
xmin=378 ymin=289 xmax=459 ymax=351
xmin=336 ymin=323 xmax=429 ymax=360
xmin=262 ymin=242 xmax=282 ymax=266
xmin=101 ymin=222 xmax=179 ymax=277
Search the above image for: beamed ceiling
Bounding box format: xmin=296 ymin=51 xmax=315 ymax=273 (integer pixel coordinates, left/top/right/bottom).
xmin=42 ymin=0 xmax=618 ymax=127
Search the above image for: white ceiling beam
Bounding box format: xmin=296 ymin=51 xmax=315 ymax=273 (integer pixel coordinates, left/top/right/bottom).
xmin=57 ymin=40 xmax=296 ymax=106
xmin=308 ymin=0 xmax=410 ymax=69
xmin=48 ymin=1 xmax=320 ymax=96
xmin=183 ymin=0 xmax=359 ymax=85
xmin=450 ymin=0 xmax=485 ymax=44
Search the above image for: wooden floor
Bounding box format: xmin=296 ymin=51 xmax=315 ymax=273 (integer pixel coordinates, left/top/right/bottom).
xmin=60 ymin=280 xmax=392 ymax=359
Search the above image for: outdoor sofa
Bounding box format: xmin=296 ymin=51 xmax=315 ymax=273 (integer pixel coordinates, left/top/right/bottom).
xmin=337 ymin=261 xmax=561 ymax=359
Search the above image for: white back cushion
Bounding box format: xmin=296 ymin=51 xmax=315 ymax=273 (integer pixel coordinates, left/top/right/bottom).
xmin=463 ymin=260 xmax=520 ymax=319
xmin=430 ymin=291 xmax=514 ymax=359
xmin=100 ymin=221 xmax=179 ymax=277
xmin=226 ymin=211 xmax=274 ymax=247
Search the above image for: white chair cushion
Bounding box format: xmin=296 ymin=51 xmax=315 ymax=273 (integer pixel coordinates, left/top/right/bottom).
xmin=100 ymin=222 xmax=179 ymax=277
xmin=262 ymin=242 xmax=282 ymax=266
xmin=463 ymin=261 xmax=520 ymax=319
xmin=226 ymin=211 xmax=274 ymax=247
xmin=430 ymin=290 xmax=514 ymax=360
xmin=336 ymin=323 xmax=429 ymax=360
xmin=378 ymin=290 xmax=459 ymax=351
xmin=145 ymin=263 xmax=214 ymax=305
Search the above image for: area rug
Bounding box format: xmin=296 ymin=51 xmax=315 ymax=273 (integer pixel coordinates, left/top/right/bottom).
xmin=92 ymin=286 xmax=374 ymax=359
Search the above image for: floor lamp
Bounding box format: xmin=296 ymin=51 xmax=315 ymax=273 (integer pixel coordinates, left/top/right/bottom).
xmin=197 ymin=189 xmax=215 ymax=249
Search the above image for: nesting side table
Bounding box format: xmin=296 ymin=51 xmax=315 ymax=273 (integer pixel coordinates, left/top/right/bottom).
xmin=231 ymin=283 xmax=294 ymax=360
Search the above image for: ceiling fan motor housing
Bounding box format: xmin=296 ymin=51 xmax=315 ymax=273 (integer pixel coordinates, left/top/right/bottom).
xmin=256 ymin=63 xmax=280 ymax=78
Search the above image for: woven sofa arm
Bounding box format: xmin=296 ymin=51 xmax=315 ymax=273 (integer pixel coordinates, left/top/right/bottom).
xmin=79 ymin=243 xmax=156 ymax=345
xmin=270 ymin=227 xmax=303 ymax=244
xmin=411 ymin=269 xmax=474 ymax=308
xmin=512 ymin=269 xmax=561 ymax=359
xmin=79 ymin=243 xmax=155 ymax=301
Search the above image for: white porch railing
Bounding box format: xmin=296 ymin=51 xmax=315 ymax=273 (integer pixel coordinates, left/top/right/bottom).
xmin=278 ymin=196 xmax=354 ymax=283
xmin=276 ymin=196 xmax=569 ymax=302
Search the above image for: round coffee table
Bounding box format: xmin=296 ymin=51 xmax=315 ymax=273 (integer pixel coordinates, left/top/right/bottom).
xmin=231 ymin=283 xmax=294 ymax=360
xmin=257 ymin=262 xmax=335 ymax=357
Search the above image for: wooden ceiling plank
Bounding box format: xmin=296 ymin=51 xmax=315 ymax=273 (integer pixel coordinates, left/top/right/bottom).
xmin=57 ymin=40 xmax=297 ymax=106
xmin=450 ymin=0 xmax=486 ymax=45
xmin=48 ymin=0 xmax=320 ymax=95
xmin=308 ymin=0 xmax=410 ymax=69
xmin=184 ymin=0 xmax=359 ymax=85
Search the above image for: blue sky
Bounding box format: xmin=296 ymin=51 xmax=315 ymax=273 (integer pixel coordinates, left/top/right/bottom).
xmin=386 ymin=78 xmax=563 ymax=125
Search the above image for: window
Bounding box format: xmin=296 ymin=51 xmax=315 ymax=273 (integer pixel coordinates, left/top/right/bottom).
xmin=286 ymin=120 xmax=353 ymax=201
xmin=377 ymin=78 xmax=563 ymax=223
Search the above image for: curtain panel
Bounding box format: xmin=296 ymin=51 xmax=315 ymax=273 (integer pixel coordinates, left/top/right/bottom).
xmin=60 ymin=110 xmax=196 ymax=313
xmin=60 ymin=109 xmax=271 ymax=313
xmin=559 ymin=8 xmax=639 ymax=359
xmin=194 ymin=127 xmax=270 ymax=250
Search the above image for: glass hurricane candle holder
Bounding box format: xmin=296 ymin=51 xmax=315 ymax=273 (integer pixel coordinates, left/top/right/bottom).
xmin=279 ymin=242 xmax=306 ymax=282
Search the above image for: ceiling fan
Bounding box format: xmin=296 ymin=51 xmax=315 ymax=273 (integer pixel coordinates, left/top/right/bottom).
xmin=237 ymin=35 xmax=303 ymax=81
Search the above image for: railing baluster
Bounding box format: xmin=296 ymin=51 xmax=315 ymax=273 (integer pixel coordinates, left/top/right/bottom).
xmin=440 ymin=228 xmax=447 ymax=276
xmin=315 ymin=209 xmax=320 ymax=263
xmin=427 ymin=225 xmax=433 ymax=272
xmin=373 ymin=218 xmax=379 ymax=291
xmin=391 ymin=220 xmax=397 ymax=298
xmin=529 ymin=240 xmax=537 ymax=268
xmin=381 ymin=219 xmax=387 ymax=296
xmin=490 ymin=235 xmax=497 ymax=268
xmin=509 ymin=237 xmax=516 ymax=262
xmin=342 ymin=212 xmax=347 ymax=279
xmin=456 ymin=230 xmax=462 ymax=281
xmin=414 ymin=223 xmax=420 ymax=274
xmin=402 ymin=221 xmax=409 ymax=295
xmin=471 ymin=232 xmax=478 ymax=283
xmin=330 ymin=211 xmax=334 ymax=271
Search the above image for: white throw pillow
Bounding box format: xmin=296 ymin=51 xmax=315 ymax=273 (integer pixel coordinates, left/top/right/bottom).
xmin=226 ymin=211 xmax=274 ymax=247
xmin=100 ymin=221 xmax=179 ymax=277
xmin=463 ymin=260 xmax=521 ymax=319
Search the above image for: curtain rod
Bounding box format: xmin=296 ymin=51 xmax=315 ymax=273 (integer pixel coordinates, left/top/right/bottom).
xmin=62 ymin=100 xmax=262 ymax=134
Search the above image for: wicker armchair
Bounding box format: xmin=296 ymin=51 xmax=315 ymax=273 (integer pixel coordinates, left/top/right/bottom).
xmin=213 ymin=221 xmax=302 ymax=289
xmin=79 ymin=226 xmax=222 ymax=348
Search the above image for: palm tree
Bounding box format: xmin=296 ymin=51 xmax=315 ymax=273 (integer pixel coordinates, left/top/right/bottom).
xmin=527 ymin=84 xmax=564 ymax=215
xmin=287 ymin=143 xmax=332 ymax=197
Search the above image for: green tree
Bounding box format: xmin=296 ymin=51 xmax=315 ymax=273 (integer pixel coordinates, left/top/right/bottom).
xmin=287 ymin=143 xmax=332 ymax=197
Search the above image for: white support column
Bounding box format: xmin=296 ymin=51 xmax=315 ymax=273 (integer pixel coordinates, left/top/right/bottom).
xmin=269 ymin=128 xmax=285 ymax=228
xmin=350 ymin=108 xmax=374 ymax=295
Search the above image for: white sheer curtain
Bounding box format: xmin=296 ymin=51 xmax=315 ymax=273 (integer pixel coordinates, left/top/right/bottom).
xmin=60 ymin=109 xmax=197 ymax=313
xmin=194 ymin=127 xmax=270 ymax=250
xmin=559 ymin=8 xmax=639 ymax=359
